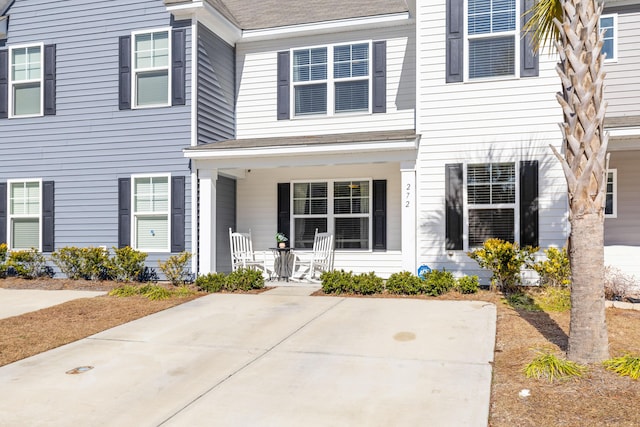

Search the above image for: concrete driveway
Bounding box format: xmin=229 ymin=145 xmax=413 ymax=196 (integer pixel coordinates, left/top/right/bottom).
xmin=0 ymin=290 xmax=496 ymax=427
xmin=0 ymin=288 xmax=107 ymax=319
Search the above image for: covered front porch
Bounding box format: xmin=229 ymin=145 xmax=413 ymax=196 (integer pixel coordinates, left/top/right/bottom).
xmin=184 ymin=130 xmax=420 ymax=279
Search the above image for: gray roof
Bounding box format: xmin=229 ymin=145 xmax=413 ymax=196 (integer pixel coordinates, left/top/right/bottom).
xmin=165 ymin=0 xmax=409 ymax=30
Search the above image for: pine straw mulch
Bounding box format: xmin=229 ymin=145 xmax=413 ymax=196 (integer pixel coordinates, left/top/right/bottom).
xmin=2 ymin=279 xmax=640 ymax=426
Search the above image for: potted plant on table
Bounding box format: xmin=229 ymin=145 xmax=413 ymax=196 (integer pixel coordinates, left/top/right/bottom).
xmin=275 ymin=232 xmax=288 ymax=248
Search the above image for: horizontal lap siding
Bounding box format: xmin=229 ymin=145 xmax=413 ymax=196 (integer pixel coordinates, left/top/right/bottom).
xmin=0 ymin=0 xmax=193 ymax=266
xmin=235 ymin=26 xmax=415 ymax=139
xmin=415 ymin=2 xmax=568 ymax=281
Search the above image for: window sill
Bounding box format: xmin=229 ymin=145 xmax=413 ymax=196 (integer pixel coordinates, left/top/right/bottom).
xmin=9 ymin=113 xmax=44 ymax=119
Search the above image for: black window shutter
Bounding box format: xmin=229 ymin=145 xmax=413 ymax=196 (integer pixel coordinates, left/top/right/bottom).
xmin=172 ymin=28 xmax=186 ymax=106
xmin=446 ymin=0 xmax=464 ymax=83
xmin=445 ymin=163 xmax=464 ymax=250
xmin=118 ymin=35 xmax=131 ymax=110
xmin=520 ymin=0 xmax=539 ymax=77
xmin=372 ymin=41 xmax=386 ymax=114
xmin=277 ymin=51 xmax=290 ymax=120
xmin=42 ymin=181 xmax=55 ymax=252
xmin=277 ymin=183 xmax=290 ymax=239
xmin=171 ymin=176 xmax=186 ymax=252
xmin=519 ymin=160 xmax=539 ymax=247
xmin=43 ymin=45 xmax=56 ymax=116
xmin=0 ymin=49 xmax=8 ymax=119
xmin=118 ymin=178 xmax=131 ymax=248
xmin=0 ymin=183 xmax=6 ymax=244
xmin=372 ymin=180 xmax=387 ymax=250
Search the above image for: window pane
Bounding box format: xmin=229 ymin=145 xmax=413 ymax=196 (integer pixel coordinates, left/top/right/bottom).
xmin=10 ymin=182 xmax=40 ymax=215
xmin=334 ymin=181 xmax=369 ymax=214
xmin=134 ymin=176 xmax=168 ymax=213
xmin=12 ymin=46 xmax=41 ymax=81
xmin=335 ymin=80 xmax=368 ymax=113
xmin=335 ymin=217 xmax=369 ymax=249
xmin=13 ymin=83 xmax=41 ymax=116
xmin=468 ymin=163 xmax=515 ymax=204
xmin=468 ymin=0 xmax=515 ymax=34
xmin=295 ymin=84 xmax=327 ymax=115
xmin=293 ymin=182 xmax=327 ymax=215
xmin=605 ymin=171 xmax=614 ymax=215
xmin=136 ymin=70 xmax=169 ymax=106
xmin=12 ymin=218 xmax=40 ymax=250
xmin=293 ymin=48 xmax=327 ymax=82
xmin=294 ymin=218 xmax=327 ymax=249
xmin=152 ymin=32 xmax=169 ymax=67
xmin=334 ymin=43 xmax=369 ymax=78
xmin=469 ymin=209 xmax=514 ymax=247
xmin=136 ymin=216 xmax=168 ymax=250
xmin=469 ymin=36 xmax=515 ymax=78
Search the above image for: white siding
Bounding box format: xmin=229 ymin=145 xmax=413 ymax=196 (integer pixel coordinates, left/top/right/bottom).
xmin=235 ymin=25 xmax=415 ymax=138
xmin=415 ymin=2 xmax=569 ymax=280
xmin=605 ymin=150 xmax=640 ymax=245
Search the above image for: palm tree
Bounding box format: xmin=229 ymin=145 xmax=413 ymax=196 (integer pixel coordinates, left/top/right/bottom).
xmin=524 ymin=0 xmax=609 ymax=363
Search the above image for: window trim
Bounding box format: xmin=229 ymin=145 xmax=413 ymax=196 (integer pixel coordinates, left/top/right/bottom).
xmin=605 ymin=169 xmax=617 ymax=218
xmin=8 ymin=43 xmax=44 ymax=118
xmin=291 ymin=178 xmax=373 ymax=250
xmin=131 ymin=27 xmax=172 ymax=109
xmin=290 ymin=41 xmax=372 ymax=118
xmin=131 ymin=173 xmax=171 ymax=253
xmin=464 ymin=0 xmax=521 ymax=81
xmin=463 ymin=162 xmax=520 ymax=249
xmin=600 ymin=13 xmax=617 ymax=63
xmin=7 ymin=178 xmax=42 ymax=251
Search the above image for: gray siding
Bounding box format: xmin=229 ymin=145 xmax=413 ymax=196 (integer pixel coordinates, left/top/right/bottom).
xmin=0 ymin=0 xmax=193 ymax=268
xmin=197 ymin=23 xmax=235 ymax=144
xmin=215 ymin=175 xmax=236 ymax=273
xmin=605 ymin=150 xmax=640 ymax=245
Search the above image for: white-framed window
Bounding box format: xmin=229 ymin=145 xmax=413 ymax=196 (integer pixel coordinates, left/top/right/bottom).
xmin=7 ymin=179 xmax=41 ymax=250
xmin=132 ymin=174 xmax=170 ymax=252
xmin=132 ymin=28 xmax=171 ymax=108
xmin=466 ymin=162 xmax=516 ymax=247
xmin=605 ymin=169 xmax=617 ymax=218
xmin=8 ymin=44 xmax=43 ymax=118
xmin=292 ymin=42 xmax=370 ymax=116
xmin=466 ymin=0 xmax=518 ymax=80
xmin=600 ymin=14 xmax=617 ymax=62
xmin=292 ymin=179 xmax=371 ymax=249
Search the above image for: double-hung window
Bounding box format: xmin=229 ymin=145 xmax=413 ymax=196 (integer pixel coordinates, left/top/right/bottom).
xmin=467 ymin=0 xmax=517 ymax=79
xmin=605 ymin=169 xmax=617 ymax=218
xmin=292 ymin=42 xmax=370 ymax=116
xmin=292 ymin=180 xmax=371 ymax=249
xmin=467 ymin=163 xmax=516 ymax=246
xmin=9 ymin=44 xmax=43 ymax=117
xmin=8 ymin=180 xmax=41 ymax=250
xmin=132 ymin=29 xmax=170 ymax=108
xmin=132 ymin=175 xmax=170 ymax=251
xmin=600 ymin=14 xmax=617 ymax=62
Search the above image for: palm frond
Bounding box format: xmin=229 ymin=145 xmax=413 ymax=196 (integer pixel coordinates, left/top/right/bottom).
xmin=522 ymin=0 xmax=563 ymax=53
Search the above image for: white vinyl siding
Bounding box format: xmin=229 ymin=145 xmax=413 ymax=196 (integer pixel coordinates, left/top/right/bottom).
xmin=291 ymin=42 xmax=370 ymax=117
xmin=9 ymin=44 xmax=43 ymax=118
xmin=605 ymin=169 xmax=617 ymax=218
xmin=466 ymin=0 xmax=518 ymax=79
xmin=132 ymin=29 xmax=171 ymax=108
xmin=8 ymin=180 xmax=41 ymax=250
xmin=600 ymin=14 xmax=617 ymax=62
xmin=132 ymin=175 xmax=170 ymax=252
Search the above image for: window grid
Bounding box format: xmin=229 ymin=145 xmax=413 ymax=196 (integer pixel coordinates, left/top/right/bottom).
xmin=132 ymin=175 xmax=170 ymax=252
xmin=132 ymin=29 xmax=171 ymax=108
xmin=8 ymin=44 xmax=43 ymax=118
xmin=7 ymin=180 xmax=42 ymax=251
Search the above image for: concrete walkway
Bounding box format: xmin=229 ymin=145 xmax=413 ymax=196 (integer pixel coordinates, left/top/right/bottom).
xmin=0 ymin=289 xmax=496 ymax=427
xmin=0 ymin=288 xmax=106 ymax=319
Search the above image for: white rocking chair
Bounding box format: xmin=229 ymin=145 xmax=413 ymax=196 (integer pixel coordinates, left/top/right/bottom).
xmin=293 ymin=229 xmax=334 ymax=282
xmin=229 ymin=228 xmax=269 ymax=277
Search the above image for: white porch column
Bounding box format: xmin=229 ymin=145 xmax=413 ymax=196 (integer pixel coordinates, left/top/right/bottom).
xmin=198 ymin=169 xmax=218 ymax=274
xmin=401 ymin=161 xmax=417 ymax=273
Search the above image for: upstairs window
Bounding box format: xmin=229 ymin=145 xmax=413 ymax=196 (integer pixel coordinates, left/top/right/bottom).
xmin=292 ymin=43 xmax=370 ymax=116
xmin=9 ymin=45 xmax=43 ymax=117
xmin=132 ymin=29 xmax=170 ymax=108
xmin=600 ymin=14 xmax=617 ymax=61
xmin=467 ymin=0 xmax=517 ymax=79
xmin=8 ymin=180 xmax=41 ymax=250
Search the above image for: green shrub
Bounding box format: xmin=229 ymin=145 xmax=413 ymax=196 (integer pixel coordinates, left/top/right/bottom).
xmin=0 ymin=243 xmax=7 ymax=278
xmin=108 ymin=246 xmax=147 ymax=282
xmin=524 ymin=349 xmax=587 ymax=382
xmin=195 ymin=272 xmax=227 ymax=293
xmin=51 ymin=247 xmax=84 ymax=279
xmin=534 ymin=287 xmax=571 ymax=312
xmin=385 ymin=271 xmax=423 ymax=295
xmin=172 ymin=285 xmax=197 ymax=298
xmin=468 ymin=238 xmax=537 ymax=293
xmin=158 ymin=251 xmax=192 ymax=285
xmin=320 ymin=269 xmax=356 ymax=294
xmin=6 ymin=249 xmax=50 ymax=279
xmin=225 ymin=268 xmax=264 ymax=291
xmin=456 ymin=275 xmax=480 ymax=294
xmin=531 ymin=247 xmax=571 ymax=288
xmin=108 ymin=285 xmax=140 ymax=297
xmin=138 ymin=284 xmax=173 ymax=300
xmin=422 ymin=269 xmax=456 ymax=296
xmin=354 ymin=272 xmax=384 ymax=295
xmin=52 ymin=246 xmax=111 ymax=280
xmin=603 ymin=353 xmax=640 ymax=380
